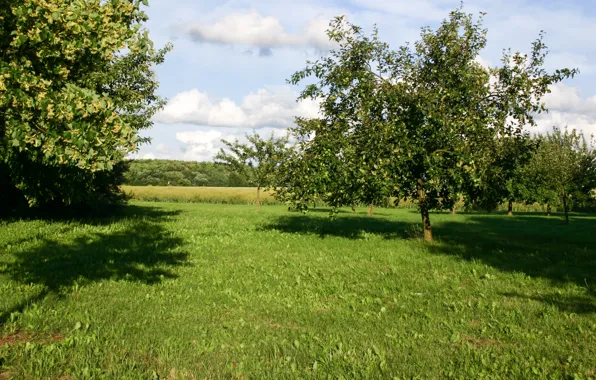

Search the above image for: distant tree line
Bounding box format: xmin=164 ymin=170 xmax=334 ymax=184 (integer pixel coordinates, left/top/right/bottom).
xmin=123 ymin=159 xmax=252 ymax=187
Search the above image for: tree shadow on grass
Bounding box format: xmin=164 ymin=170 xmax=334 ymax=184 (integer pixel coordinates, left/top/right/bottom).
xmin=430 ymin=214 xmax=596 ymax=313
xmin=0 ymin=205 xmax=189 ymax=327
xmin=261 ymin=212 xmax=414 ymax=240
xmin=261 ymin=211 xmax=596 ymax=313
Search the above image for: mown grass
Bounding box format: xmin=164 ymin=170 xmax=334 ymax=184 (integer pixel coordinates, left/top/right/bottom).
xmin=1 ymin=203 xmax=595 ymax=379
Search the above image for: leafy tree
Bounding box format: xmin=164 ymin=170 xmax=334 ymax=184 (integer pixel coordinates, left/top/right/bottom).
xmin=522 ymin=128 xmax=595 ymax=224
xmin=287 ymin=8 xmax=575 ymax=241
xmin=193 ymin=172 xmax=210 ymax=187
xmin=123 ymin=160 xmax=249 ymax=187
xmin=0 ymin=0 xmax=170 ymax=211
xmin=466 ymin=134 xmax=538 ymax=215
xmin=215 ymin=131 xmax=290 ymax=211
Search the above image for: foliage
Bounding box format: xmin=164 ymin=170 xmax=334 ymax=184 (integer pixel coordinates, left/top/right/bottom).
xmin=465 ymin=134 xmax=538 ymax=213
xmin=123 ymin=159 xmax=250 ymax=187
xmin=0 ymin=0 xmax=170 ymax=210
xmin=216 ymin=131 xmax=291 ymax=210
xmin=521 ymin=128 xmax=596 ymax=223
xmin=285 ymin=8 xmax=576 ymax=240
xmin=1 ymin=202 xmax=595 ymax=378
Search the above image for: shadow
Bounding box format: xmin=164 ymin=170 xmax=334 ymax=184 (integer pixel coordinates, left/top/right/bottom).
xmin=261 ymin=213 xmax=415 ymax=240
xmin=262 ymin=211 xmax=596 ymax=313
xmin=0 ymin=205 xmax=189 ymax=326
xmin=428 ymin=214 xmax=596 ymax=313
xmin=303 ymin=207 xmax=393 ymax=217
xmin=502 ymin=292 xmax=596 ymax=314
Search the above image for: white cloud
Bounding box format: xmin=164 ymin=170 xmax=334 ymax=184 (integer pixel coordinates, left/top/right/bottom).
xmin=155 ymin=86 xmax=321 ymax=128
xmin=534 ymin=83 xmax=596 ymax=137
xmin=174 ymin=127 xmax=288 ymax=161
xmin=186 ymin=10 xmax=335 ymax=51
xmin=176 ymin=130 xmax=231 ymax=161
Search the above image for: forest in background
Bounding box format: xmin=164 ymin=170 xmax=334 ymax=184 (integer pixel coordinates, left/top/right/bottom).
xmin=123 ymin=159 xmax=251 ymax=187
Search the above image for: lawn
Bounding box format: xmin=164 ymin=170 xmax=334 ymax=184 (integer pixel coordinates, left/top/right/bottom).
xmin=1 ymin=202 xmax=595 ymax=379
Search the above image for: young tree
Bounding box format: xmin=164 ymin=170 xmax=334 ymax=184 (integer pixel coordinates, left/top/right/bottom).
xmin=523 ymin=128 xmax=595 ymax=224
xmin=288 ymin=8 xmax=575 ymax=241
xmin=0 ymin=0 xmax=170 ymax=211
xmin=215 ymin=131 xmax=290 ymax=211
xmin=466 ymin=135 xmax=538 ymax=215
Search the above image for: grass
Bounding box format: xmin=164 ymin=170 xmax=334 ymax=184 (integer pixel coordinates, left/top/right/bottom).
xmin=122 ymin=185 xmax=279 ymax=205
xmin=0 ymin=202 xmax=595 ymax=379
xmin=121 ymin=186 xmax=555 ymax=213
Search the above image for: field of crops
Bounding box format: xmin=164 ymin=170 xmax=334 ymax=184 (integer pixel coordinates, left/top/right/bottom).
xmin=122 ymin=186 xmax=557 ymax=213
xmin=1 ymin=201 xmax=595 ymax=378
xmin=121 ymin=185 xmax=279 ymax=205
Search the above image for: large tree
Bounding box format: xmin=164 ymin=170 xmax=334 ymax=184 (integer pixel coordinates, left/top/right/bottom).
xmin=287 ymin=8 xmax=576 ymax=241
xmin=0 ymin=0 xmax=170 ymax=211
xmin=215 ymin=131 xmax=291 ymax=211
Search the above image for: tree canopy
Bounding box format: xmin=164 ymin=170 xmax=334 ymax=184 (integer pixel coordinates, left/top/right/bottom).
xmin=0 ymin=0 xmax=170 ymax=212
xmin=282 ymin=8 xmax=577 ymax=240
xmin=520 ymin=128 xmax=596 ymax=223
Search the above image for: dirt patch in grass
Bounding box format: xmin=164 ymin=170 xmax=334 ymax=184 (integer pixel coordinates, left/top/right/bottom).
xmin=462 ymin=336 xmax=501 ymax=348
xmin=0 ymin=331 xmax=64 ymax=347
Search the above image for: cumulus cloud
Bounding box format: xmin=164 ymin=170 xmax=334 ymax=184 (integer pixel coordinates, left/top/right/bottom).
xmin=534 ymin=83 xmax=596 ymax=137
xmin=155 ymin=86 xmax=321 ymax=128
xmin=186 ymin=10 xmax=335 ymax=52
xmin=174 ymin=127 xmax=289 ymax=161
xmin=176 ymin=130 xmax=231 ymax=161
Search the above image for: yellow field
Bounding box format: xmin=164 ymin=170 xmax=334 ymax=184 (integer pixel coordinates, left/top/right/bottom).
xmin=121 ymin=186 xmax=278 ymax=205
xmin=121 ymin=185 xmax=553 ymax=212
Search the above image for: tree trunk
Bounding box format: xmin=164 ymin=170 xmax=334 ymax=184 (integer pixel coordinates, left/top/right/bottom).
xmin=451 ymin=205 xmax=457 ymax=215
xmin=507 ymin=199 xmax=513 ymax=216
xmin=368 ymin=203 xmax=374 ymax=216
xmin=417 ymin=180 xmax=432 ymax=241
xmin=562 ymin=193 xmax=569 ymax=224
xmin=256 ymin=186 xmax=261 ymax=212
xmin=547 ymin=204 xmax=551 ymax=217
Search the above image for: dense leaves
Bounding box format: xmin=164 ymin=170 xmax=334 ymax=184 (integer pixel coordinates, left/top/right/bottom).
xmin=0 ymin=0 xmax=170 ymax=212
xmin=123 ymin=159 xmax=251 ymax=187
xmin=284 ymin=8 xmax=576 ymax=240
xmin=520 ymin=128 xmax=596 ymax=223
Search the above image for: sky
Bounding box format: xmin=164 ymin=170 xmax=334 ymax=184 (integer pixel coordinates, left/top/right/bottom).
xmin=133 ymin=0 xmax=596 ymax=161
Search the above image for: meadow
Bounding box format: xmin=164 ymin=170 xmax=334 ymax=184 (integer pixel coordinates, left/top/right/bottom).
xmin=1 ymin=201 xmax=595 ymax=378
xmin=122 ymin=185 xmax=554 ymax=213
xmin=121 ymin=185 xmax=279 ymax=205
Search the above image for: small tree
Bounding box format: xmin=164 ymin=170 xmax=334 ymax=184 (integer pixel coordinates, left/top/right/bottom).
xmin=466 ymin=134 xmax=538 ymax=215
xmin=215 ymin=131 xmax=290 ymax=211
xmin=523 ymin=128 xmax=595 ymax=224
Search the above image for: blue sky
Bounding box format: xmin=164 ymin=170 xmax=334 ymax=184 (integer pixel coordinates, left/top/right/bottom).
xmin=134 ymin=0 xmax=596 ymax=161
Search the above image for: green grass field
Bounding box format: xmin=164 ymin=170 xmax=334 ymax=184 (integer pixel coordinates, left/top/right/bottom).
xmin=1 ymin=202 xmax=595 ymax=378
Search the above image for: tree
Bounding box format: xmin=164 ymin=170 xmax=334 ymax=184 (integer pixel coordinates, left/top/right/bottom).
xmin=287 ymin=8 xmax=575 ymax=241
xmin=0 ymin=0 xmax=170 ymax=212
xmin=522 ymin=128 xmax=595 ymax=224
xmin=215 ymin=131 xmax=290 ymax=211
xmin=465 ymin=134 xmax=538 ymax=215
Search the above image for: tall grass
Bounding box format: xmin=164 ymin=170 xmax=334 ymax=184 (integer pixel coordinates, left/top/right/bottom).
xmin=122 ymin=186 xmax=560 ymax=213
xmin=122 ymin=186 xmax=280 ymax=205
